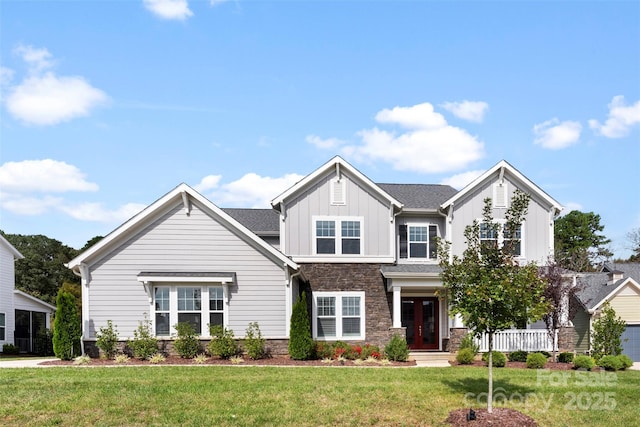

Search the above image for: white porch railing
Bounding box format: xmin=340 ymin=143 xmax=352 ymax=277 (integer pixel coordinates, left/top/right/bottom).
xmin=476 ymin=329 xmax=557 ymax=353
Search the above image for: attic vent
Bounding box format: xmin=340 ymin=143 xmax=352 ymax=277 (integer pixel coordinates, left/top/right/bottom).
xmin=493 ymin=182 xmax=508 ymax=208
xmin=331 ymin=178 xmax=346 ymax=205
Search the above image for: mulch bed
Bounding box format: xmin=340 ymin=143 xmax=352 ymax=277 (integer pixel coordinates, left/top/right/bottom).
xmin=40 ymin=356 xmax=416 ymax=367
xmin=446 ymin=407 xmax=538 ymax=427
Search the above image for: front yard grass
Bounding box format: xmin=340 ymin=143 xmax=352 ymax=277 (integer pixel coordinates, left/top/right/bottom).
xmin=0 ymin=366 xmax=638 ymax=426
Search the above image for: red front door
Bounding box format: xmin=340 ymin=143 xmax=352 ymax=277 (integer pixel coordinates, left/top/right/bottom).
xmin=401 ymin=297 xmax=439 ymax=350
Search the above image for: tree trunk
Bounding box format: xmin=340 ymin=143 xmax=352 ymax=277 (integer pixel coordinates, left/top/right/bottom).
xmin=488 ymin=332 xmax=493 ymax=414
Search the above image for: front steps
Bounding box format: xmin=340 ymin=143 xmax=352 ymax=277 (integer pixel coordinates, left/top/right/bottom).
xmin=409 ymin=351 xmax=452 ymax=367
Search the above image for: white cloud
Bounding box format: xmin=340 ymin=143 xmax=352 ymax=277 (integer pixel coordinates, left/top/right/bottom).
xmin=194 ymin=174 xmax=222 ymax=192
xmin=14 ymin=45 xmax=54 ymax=73
xmin=338 ymin=102 xmax=484 ymax=174
xmin=0 ymin=159 xmax=99 ymax=193
xmin=143 ymin=0 xmax=193 ymax=20
xmin=441 ymin=100 xmax=489 ymax=123
xmin=6 ymin=73 xmax=109 ymax=125
xmin=59 ymin=202 xmax=147 ymax=222
xmin=589 ymin=95 xmax=640 ymax=138
xmin=205 ymin=172 xmax=304 ymax=208
xmin=306 ymin=134 xmax=347 ymax=150
xmin=439 ymin=170 xmax=485 ymax=189
xmin=559 ymin=202 xmax=583 ymax=216
xmin=0 ymin=193 xmax=63 ymax=216
xmin=533 ymin=118 xmax=582 ymax=150
xmin=0 ymin=66 xmax=14 ymax=86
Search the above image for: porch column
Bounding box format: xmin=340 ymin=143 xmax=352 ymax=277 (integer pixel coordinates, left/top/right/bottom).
xmin=392 ymin=286 xmax=402 ymax=328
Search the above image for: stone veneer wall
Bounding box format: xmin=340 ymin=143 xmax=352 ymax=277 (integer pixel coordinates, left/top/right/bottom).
xmin=557 ymin=326 xmax=575 ymax=353
xmin=299 ymin=263 xmax=395 ymax=348
xmin=447 ymin=327 xmax=469 ymax=353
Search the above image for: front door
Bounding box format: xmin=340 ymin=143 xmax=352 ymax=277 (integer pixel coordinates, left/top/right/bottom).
xmin=401 ymin=297 xmax=439 ymax=350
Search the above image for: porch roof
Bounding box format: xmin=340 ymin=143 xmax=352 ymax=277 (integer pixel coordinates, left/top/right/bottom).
xmin=381 ymin=264 xmax=442 ymax=278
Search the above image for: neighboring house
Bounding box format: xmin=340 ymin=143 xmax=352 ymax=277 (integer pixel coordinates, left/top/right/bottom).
xmin=574 ymin=263 xmax=640 ymax=361
xmin=0 ymin=234 xmax=56 ymax=353
xmin=66 ymin=156 xmax=562 ymax=355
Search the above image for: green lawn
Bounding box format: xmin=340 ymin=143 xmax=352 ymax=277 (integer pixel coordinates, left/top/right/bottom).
xmin=0 ymin=366 xmax=638 ymax=426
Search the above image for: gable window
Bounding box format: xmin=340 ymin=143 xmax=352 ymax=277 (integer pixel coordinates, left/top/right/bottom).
xmin=314 ymin=217 xmax=362 ymax=255
xmin=399 ymin=224 xmax=438 ymax=260
xmin=0 ymin=313 xmax=5 ymax=341
xmin=313 ymin=292 xmax=365 ymax=340
xmin=153 ymin=285 xmax=226 ymax=337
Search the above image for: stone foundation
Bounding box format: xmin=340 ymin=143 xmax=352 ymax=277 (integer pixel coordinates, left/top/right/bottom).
xmin=447 ymin=328 xmax=469 ymax=353
xmin=558 ymin=326 xmax=575 ymax=353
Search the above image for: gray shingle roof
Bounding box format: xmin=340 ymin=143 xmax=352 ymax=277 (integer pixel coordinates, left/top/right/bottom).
xmin=377 ymin=183 xmax=458 ymax=210
xmin=222 ymin=208 xmax=279 ymax=234
xmin=576 ymin=263 xmax=640 ymax=310
xmin=381 ymin=264 xmax=443 ymax=275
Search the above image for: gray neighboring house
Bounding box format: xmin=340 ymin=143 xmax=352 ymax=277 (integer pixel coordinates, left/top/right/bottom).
xmin=574 ymin=263 xmax=640 ymax=361
xmin=67 ymin=156 xmax=564 ymax=355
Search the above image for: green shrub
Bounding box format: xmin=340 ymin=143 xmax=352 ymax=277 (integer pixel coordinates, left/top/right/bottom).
xmin=539 ymin=351 xmax=551 ymax=358
xmin=456 ymin=348 xmax=475 ymax=364
xmin=127 ymin=315 xmax=158 ymax=360
xmin=207 ymin=325 xmax=238 ymax=359
xmin=289 ymin=292 xmax=314 ymax=360
xmin=173 ymin=322 xmax=200 ymax=358
xmin=508 ymin=350 xmax=528 ymax=362
xmin=313 ymin=341 xmax=333 ymax=359
xmin=558 ymin=352 xmax=574 ymax=363
xmin=2 ymin=344 xmax=19 ymax=355
xmin=526 ymin=352 xmax=548 ymax=369
xmin=573 ymin=355 xmax=595 ymax=371
xmin=459 ymin=333 xmax=479 ymax=355
xmin=384 ymin=334 xmax=409 ymax=362
xmin=360 ymin=343 xmax=381 ymax=360
xmin=619 ymin=354 xmax=634 ymax=370
xmin=598 ymin=355 xmax=623 ymax=371
xmin=244 ymin=322 xmax=266 ymax=360
xmin=333 ymin=341 xmax=355 ymax=360
xmin=53 ymin=290 xmax=81 ymax=360
xmin=481 ymin=351 xmax=506 ymax=367
xmin=96 ymin=320 xmax=119 ymax=359
xmin=34 ymin=328 xmax=54 ymax=356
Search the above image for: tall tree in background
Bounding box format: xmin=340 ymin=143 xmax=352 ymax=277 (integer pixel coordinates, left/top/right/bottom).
xmin=1 ymin=231 xmax=79 ymax=304
xmin=554 ymin=211 xmax=612 ymax=272
xmin=627 ymin=228 xmax=640 ymax=262
xmin=439 ymin=190 xmax=549 ymax=413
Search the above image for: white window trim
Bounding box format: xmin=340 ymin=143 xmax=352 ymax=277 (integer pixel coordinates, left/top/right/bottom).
xmin=312 ymin=216 xmax=364 ymax=256
xmin=152 ymin=284 xmax=228 ymax=338
xmin=312 ymin=291 xmax=365 ymax=341
xmin=407 ymin=223 xmax=439 ymax=261
xmin=478 ymin=218 xmax=525 ymax=259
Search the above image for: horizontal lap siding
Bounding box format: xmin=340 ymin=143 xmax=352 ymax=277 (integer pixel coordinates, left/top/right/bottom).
xmin=0 ymin=248 xmax=15 ymax=346
xmin=87 ymin=201 xmax=287 ymax=339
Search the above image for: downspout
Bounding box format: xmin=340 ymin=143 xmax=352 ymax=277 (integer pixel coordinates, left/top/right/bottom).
xmin=70 ymin=263 xmax=89 ymax=356
xmin=285 ymin=266 xmax=303 ymax=337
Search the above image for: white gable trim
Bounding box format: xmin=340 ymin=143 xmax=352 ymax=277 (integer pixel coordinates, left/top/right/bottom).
xmin=270 ymin=156 xmax=403 ymax=211
xmin=589 ymin=277 xmax=640 ymax=313
xmin=13 ymin=290 xmax=56 ymax=311
xmin=0 ymin=234 xmax=23 ymax=260
xmin=66 ymin=183 xmax=298 ymax=272
xmin=440 ymin=160 xmax=563 ymax=215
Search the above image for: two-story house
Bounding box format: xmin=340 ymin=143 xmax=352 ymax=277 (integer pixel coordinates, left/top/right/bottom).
xmin=67 ymin=156 xmax=562 ymax=355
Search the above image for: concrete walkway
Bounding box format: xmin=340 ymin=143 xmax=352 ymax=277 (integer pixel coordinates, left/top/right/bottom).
xmin=0 ymin=358 xmax=58 ymax=368
xmin=630 ymin=362 xmax=640 ymax=371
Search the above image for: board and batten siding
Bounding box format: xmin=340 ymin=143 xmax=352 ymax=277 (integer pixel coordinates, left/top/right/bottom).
xmin=86 ymin=201 xmax=289 ymax=340
xmin=448 ymin=173 xmax=553 ymax=265
xmin=283 ymin=169 xmax=392 ymax=257
xmin=0 ymin=245 xmax=16 ymax=346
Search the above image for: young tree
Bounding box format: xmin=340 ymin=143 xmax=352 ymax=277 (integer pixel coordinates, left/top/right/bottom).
xmin=591 ymin=302 xmax=627 ymax=360
xmin=52 ymin=290 xmax=82 ymax=360
xmin=541 ymin=261 xmax=582 ymax=361
xmin=289 ymin=291 xmax=314 ymax=360
xmin=554 ymin=211 xmax=612 ymax=271
xmin=439 ymin=190 xmax=549 ymax=413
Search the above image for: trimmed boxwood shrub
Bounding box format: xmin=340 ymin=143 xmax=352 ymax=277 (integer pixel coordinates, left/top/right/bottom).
xmin=526 ymin=352 xmax=548 ymax=369
xmin=558 ymin=352 xmax=574 ymax=363
xmin=508 ymin=350 xmax=528 ymax=362
xmin=384 ymin=334 xmax=409 ymax=362
xmin=573 ymin=355 xmax=595 ymax=371
xmin=481 ymin=351 xmax=506 ymax=367
xmin=173 ymin=322 xmax=201 ymax=358
xmin=619 ymin=354 xmax=634 ymax=370
xmin=456 ymin=348 xmax=475 ymax=365
xmin=598 ymin=355 xmax=623 ymax=371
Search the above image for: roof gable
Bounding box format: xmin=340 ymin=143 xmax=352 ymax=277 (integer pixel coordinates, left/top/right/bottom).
xmin=67 ymin=184 xmax=297 ymax=271
xmin=271 ymin=156 xmax=403 ymax=211
xmin=440 ymin=160 xmax=563 ymax=214
xmin=0 ymin=234 xmax=23 ymax=260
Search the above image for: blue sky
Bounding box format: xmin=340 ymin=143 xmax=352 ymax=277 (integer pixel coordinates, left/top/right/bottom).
xmin=1 ymin=0 xmax=639 ymax=258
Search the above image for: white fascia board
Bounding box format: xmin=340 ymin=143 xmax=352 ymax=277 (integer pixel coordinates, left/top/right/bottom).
xmin=292 ymin=255 xmax=396 ymax=264
xmin=0 ymin=234 xmax=23 ymax=259
xmin=270 ymin=156 xmax=403 ymax=211
xmin=440 ymin=160 xmax=563 ymax=215
xmin=381 ymin=272 xmax=442 ymax=279
xmin=590 ymin=277 xmax=640 ymax=312
xmin=13 ymin=290 xmax=56 ymax=311
xmin=136 ymin=275 xmax=235 ymax=283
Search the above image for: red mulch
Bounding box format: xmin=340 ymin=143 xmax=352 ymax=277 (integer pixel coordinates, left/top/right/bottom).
xmin=447 ymin=407 xmax=538 ymax=427
xmin=40 ymin=356 xmax=416 ymax=367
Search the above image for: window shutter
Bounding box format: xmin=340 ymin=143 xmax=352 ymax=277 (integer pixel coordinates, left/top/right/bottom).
xmin=399 ymin=225 xmax=408 ymax=258
xmin=331 ymin=179 xmax=345 ymax=205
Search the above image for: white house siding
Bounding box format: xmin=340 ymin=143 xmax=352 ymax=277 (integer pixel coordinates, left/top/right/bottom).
xmin=449 ymin=173 xmax=553 ymax=265
xmin=0 ymin=245 xmax=16 ymax=347
xmin=86 ymin=201 xmax=289 ymax=340
xmin=283 ymin=169 xmax=392 ymax=257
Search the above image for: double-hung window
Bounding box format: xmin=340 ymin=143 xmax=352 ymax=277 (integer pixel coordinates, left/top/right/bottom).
xmin=178 ymin=287 xmax=202 ymax=334
xmin=0 ymin=313 xmax=5 ymax=341
xmin=479 ymin=221 xmax=524 ymax=257
xmin=209 ymin=287 xmax=224 ymax=328
xmin=154 ymin=287 xmax=170 ymax=336
xmin=314 ymin=217 xmax=362 ymax=255
xmin=313 ymin=292 xmax=365 ymax=340
xmin=399 ymin=224 xmax=438 ymax=260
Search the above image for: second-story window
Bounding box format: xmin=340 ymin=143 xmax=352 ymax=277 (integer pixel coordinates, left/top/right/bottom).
xmin=314 ymin=217 xmax=362 ymax=255
xmin=480 ymin=221 xmax=523 ymax=257
xmin=399 ymin=224 xmax=438 ymax=260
